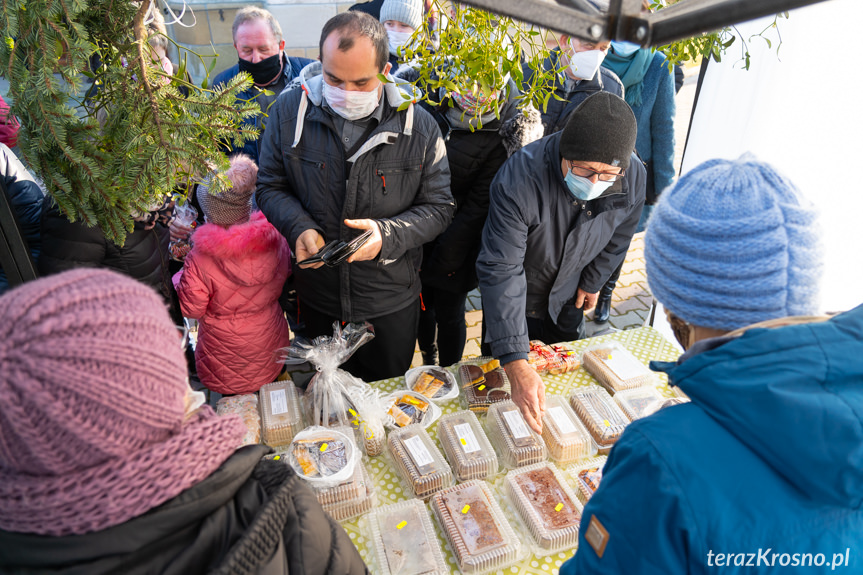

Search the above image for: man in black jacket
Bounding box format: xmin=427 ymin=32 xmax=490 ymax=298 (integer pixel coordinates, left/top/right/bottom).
xmin=256 ymin=12 xmax=453 ymax=381
xmin=477 ymin=92 xmax=645 ymax=434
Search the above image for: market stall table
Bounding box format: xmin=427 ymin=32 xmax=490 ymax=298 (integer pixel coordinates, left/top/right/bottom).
xmin=297 ymin=326 xmax=682 ymax=574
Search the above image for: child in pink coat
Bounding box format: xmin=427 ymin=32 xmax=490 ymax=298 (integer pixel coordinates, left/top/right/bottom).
xmin=176 ymin=155 xmax=291 ymax=395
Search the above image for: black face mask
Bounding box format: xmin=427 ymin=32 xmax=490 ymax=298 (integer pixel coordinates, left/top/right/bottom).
xmin=238 ymin=53 xmax=282 ymax=85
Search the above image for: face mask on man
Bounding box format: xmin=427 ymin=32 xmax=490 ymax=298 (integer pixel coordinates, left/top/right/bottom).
xmin=387 ymin=30 xmax=414 ymax=56
xmin=322 ymin=81 xmax=381 ymax=121
xmin=564 ymin=171 xmax=613 ymax=201
xmin=567 ymin=45 xmax=606 ymax=80
xmin=611 ymin=40 xmax=642 ymax=58
xmin=238 ymin=53 xmax=283 ymax=85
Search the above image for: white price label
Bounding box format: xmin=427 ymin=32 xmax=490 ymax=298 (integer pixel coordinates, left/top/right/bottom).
xmin=604 ymin=348 xmax=648 ymax=381
xmin=548 ymin=406 xmax=578 ymax=435
xmin=453 ymin=423 xmax=481 ymax=454
xmin=502 ymin=409 xmax=531 ymax=439
xmin=403 ymin=434 xmax=434 ymax=467
xmin=269 ymin=388 xmax=289 ymax=415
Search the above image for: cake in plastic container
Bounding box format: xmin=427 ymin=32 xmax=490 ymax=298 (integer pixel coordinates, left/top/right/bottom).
xmin=259 ymin=380 xmax=304 ymax=447
xmin=548 ymin=344 xmax=581 ymax=374
xmin=567 ymin=455 xmax=608 ymax=503
xmin=614 ymin=386 xmax=665 ymax=421
xmin=541 ymin=395 xmax=597 ymax=464
xmin=386 ymin=391 xmax=441 ymax=429
xmin=581 ymin=341 xmax=657 ymax=393
xmin=369 ymin=499 xmax=449 ymax=575
xmin=430 ymin=480 xmax=522 ymax=574
xmin=388 ymin=424 xmax=454 ymax=500
xmin=404 ymin=366 xmax=458 ymax=402
xmin=288 ymin=426 xmax=357 ymax=488
xmin=216 ymin=394 xmax=261 ymax=446
xmin=457 ymin=358 xmax=511 ymax=414
xmin=437 ymin=410 xmax=499 ymax=482
xmin=504 ymin=462 xmax=583 ymax=555
xmin=568 ymin=386 xmax=629 ymax=453
xmin=486 ymin=401 xmax=547 ymax=469
xmin=319 ymin=462 xmax=377 ymax=522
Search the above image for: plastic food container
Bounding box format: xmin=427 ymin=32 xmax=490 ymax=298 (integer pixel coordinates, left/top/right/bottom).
xmin=259 ymin=380 xmax=304 ymax=447
xmin=388 ymin=424 xmax=454 ymax=500
xmin=548 ymin=343 xmax=581 ymax=374
xmin=319 ymin=462 xmax=377 ymax=522
xmin=581 ymin=341 xmax=657 ymax=393
xmin=527 ymin=340 xmax=564 ymax=373
xmin=614 ymin=386 xmax=665 ymax=421
xmin=369 ymin=499 xmax=449 ymax=575
xmin=567 ymin=455 xmax=608 ymax=504
xmin=504 ymin=462 xmax=584 ymax=555
xmin=457 ymin=357 xmax=511 ymax=414
xmin=486 ymin=401 xmax=547 ymax=469
xmin=288 ymin=426 xmax=358 ymax=488
xmin=437 ymin=410 xmax=499 ymax=482
xmin=385 ymin=390 xmax=442 ymax=429
xmin=568 ymin=386 xmax=629 ymax=454
xmin=430 ymin=480 xmax=522 ymax=574
xmin=404 ymin=365 xmax=459 ymax=402
xmin=541 ymin=395 xmax=597 ymax=464
xmin=216 ymin=394 xmax=261 ymax=446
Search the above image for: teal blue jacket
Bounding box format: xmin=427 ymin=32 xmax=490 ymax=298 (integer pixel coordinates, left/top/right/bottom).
xmin=563 ymin=304 xmax=863 ymax=573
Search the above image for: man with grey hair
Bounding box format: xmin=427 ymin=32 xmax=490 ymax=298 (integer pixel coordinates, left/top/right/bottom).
xmin=212 ymin=6 xmax=313 ymax=162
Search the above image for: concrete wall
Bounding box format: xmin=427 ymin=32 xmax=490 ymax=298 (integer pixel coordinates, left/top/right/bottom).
xmin=164 ymin=0 xmax=356 ymax=83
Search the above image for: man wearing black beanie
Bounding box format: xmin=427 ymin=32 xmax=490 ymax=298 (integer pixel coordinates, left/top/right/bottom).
xmin=476 ymin=92 xmax=646 ymax=433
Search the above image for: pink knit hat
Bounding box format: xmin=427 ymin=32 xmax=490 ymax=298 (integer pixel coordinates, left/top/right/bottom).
xmin=0 ymin=269 xmax=246 ymax=536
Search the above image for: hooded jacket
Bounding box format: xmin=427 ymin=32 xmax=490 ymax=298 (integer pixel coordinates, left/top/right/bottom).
xmin=564 ymin=306 xmax=863 ymax=574
xmin=0 ymin=445 xmax=369 ymax=575
xmin=0 ymin=144 xmax=42 ymax=295
xmin=177 ymin=211 xmax=291 ymax=395
xmin=476 ymin=131 xmax=645 ymax=363
xmin=256 ymin=62 xmax=454 ymax=322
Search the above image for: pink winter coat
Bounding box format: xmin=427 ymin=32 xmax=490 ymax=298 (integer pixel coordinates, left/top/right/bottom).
xmin=177 ymin=211 xmax=291 ymax=395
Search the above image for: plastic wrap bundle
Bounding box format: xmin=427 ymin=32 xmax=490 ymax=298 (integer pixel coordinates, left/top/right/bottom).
xmin=280 ymin=322 xmax=390 ymax=455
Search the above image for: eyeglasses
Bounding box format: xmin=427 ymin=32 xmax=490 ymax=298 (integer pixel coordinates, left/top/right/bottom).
xmin=568 ymin=160 xmax=625 ymax=182
xmin=177 ymin=323 xmax=190 ymax=352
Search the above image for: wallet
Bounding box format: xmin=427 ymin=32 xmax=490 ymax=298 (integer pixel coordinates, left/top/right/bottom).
xmin=297 ymin=229 xmax=373 ymax=268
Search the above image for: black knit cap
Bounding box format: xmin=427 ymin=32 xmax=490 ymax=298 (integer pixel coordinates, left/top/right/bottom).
xmin=559 ymin=92 xmax=637 ymax=171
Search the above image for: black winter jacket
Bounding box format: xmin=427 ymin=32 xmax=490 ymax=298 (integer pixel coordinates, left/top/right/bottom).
xmin=0 ymin=446 xmax=369 ymax=575
xmin=38 ymin=201 xmax=171 ymax=299
xmin=526 ymin=49 xmax=624 ymax=137
xmin=256 ymin=62 xmax=454 ymax=322
xmin=476 ymin=132 xmax=646 ymax=363
xmin=0 ymin=144 xmax=42 ymax=295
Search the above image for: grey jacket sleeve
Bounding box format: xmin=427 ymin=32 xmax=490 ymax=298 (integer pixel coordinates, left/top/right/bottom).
xmin=475 ymin=169 xmax=531 ymax=362
xmin=578 ymin=156 xmax=647 ymax=293
xmin=377 ymin=111 xmax=454 ymax=262
xmin=255 ymin=96 xmax=323 ymax=250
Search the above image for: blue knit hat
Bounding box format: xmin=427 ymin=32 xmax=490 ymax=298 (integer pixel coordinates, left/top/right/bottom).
xmin=645 ymin=155 xmax=822 ymax=331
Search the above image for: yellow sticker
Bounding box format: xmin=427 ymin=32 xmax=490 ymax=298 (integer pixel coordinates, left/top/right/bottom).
xmin=555 ymin=503 xmax=564 ymax=512
xmin=320 ymin=443 xmax=328 ymax=452
xmin=273 ymin=455 xmax=280 ymax=461
xmin=397 ymin=520 xmax=407 ymax=529
xmin=349 ymin=409 xmax=357 ymax=416
xmin=603 ymin=420 xmax=611 ymax=427
xmin=460 ymin=437 xmax=467 ymax=445
xmin=352 ymin=419 xmax=359 ymax=426
xmin=461 ymin=505 xmax=470 ymax=514
xmin=478 ymin=385 xmax=486 ymax=391
xmin=407 ymin=397 xmax=419 ymax=405
xmin=608 ymin=354 xmax=613 ymax=360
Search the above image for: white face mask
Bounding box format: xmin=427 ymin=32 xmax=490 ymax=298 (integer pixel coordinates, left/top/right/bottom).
xmin=387 ymin=30 xmax=414 ymax=56
xmin=567 ymin=45 xmax=606 ymax=80
xmin=323 ymin=81 xmax=381 ymax=121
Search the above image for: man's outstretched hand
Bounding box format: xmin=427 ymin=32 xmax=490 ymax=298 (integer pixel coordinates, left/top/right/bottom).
xmin=504 ymin=359 xmax=545 ymax=434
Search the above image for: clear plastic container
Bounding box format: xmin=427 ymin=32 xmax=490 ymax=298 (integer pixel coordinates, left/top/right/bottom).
xmin=437 ymin=410 xmax=499 ymax=482
xmin=431 ymin=480 xmax=522 ymax=574
xmin=320 ymin=462 xmax=377 ymax=522
xmin=581 ymin=341 xmax=658 ymax=393
xmin=457 ymin=357 xmax=511 ymax=414
xmin=541 ymin=395 xmax=597 ymax=464
xmin=567 ymin=455 xmax=608 ymax=504
xmin=504 ymin=462 xmax=584 ymax=555
xmin=388 ymin=424 xmax=454 ymax=500
xmin=313 ymin=457 xmax=366 ymax=506
xmin=568 ymin=386 xmax=629 ymax=454
xmin=672 ymin=386 xmax=691 ymax=401
xmin=385 ymin=390 xmax=442 ymax=429
xmin=259 ymin=380 xmax=304 ymax=447
xmin=404 ymin=365 xmax=459 ymax=402
xmin=548 ymin=343 xmax=581 ymax=374
xmin=288 ymin=426 xmax=358 ymax=488
xmin=486 ymin=401 xmax=547 ymax=469
xmin=659 ymin=397 xmax=687 ymax=409
xmin=369 ymin=499 xmax=449 ymax=575
xmin=527 ymin=340 xmax=564 ymax=374
xmin=614 ymin=386 xmax=665 ymax=421
xmin=216 ymin=394 xmax=261 ymax=446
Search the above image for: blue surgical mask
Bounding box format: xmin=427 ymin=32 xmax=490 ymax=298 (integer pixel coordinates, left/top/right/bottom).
xmin=564 ymin=171 xmax=613 ymax=201
xmin=611 ymin=41 xmax=641 ymax=58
